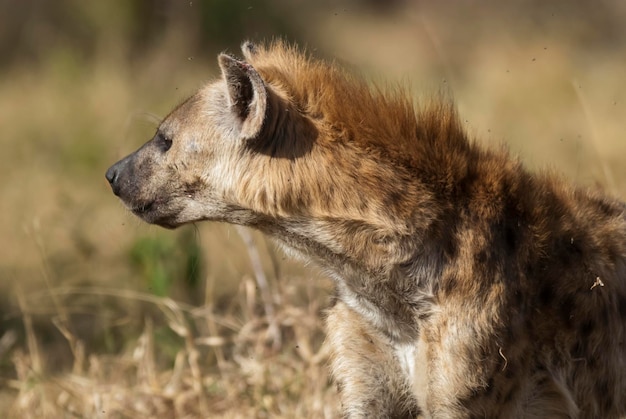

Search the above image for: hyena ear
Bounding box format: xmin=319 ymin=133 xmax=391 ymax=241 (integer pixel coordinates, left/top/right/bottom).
xmin=218 ymin=53 xmax=267 ymax=140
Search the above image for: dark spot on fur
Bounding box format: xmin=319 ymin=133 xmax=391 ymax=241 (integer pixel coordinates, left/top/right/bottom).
xmin=591 ymin=196 xmax=622 ymax=218
xmin=504 ymin=225 xmax=517 ymax=252
xmin=554 ymin=234 xmax=584 ymax=267
xmin=587 ymin=354 xmax=597 ymax=368
xmin=183 ymin=178 xmax=205 ymax=195
xmin=559 ymin=294 xmax=576 ymax=328
xmin=358 ymin=198 xmax=369 ymax=212
xmin=598 ymin=378 xmax=610 ymax=395
xmin=535 ymin=374 xmax=550 ymax=387
xmin=494 ymin=388 xmax=504 ymax=403
xmin=579 ymin=318 xmax=595 ymax=339
xmin=618 ymin=294 xmax=626 ymax=318
xmin=335 ymin=379 xmax=345 ymax=394
xmin=476 ymin=249 xmax=488 ymax=265
xmin=569 ymin=238 xmax=583 ymax=256
xmin=503 ymin=383 xmax=518 ymax=403
xmin=538 ymin=282 xmax=555 ymax=306
xmin=295 ymin=191 xmax=309 ymax=209
xmin=524 ymin=261 xmax=535 ymax=277
xmin=443 ymin=235 xmax=458 ymax=260
xmin=600 ymin=382 xmax=614 ymax=411
xmin=384 ymin=190 xmax=404 ymax=208
xmin=570 ymin=340 xmax=586 ymax=358
xmin=326 ymin=183 xmax=335 ymax=200
xmin=504 ymin=362 xmax=517 ymax=379
xmin=484 ymin=378 xmax=495 ymax=397
xmin=441 ymin=274 xmax=457 ymax=295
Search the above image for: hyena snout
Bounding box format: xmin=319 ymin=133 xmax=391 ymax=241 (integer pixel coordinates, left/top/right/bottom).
xmin=106 ymin=149 xmax=181 ymax=228
xmin=105 ymin=156 xmax=132 ymax=197
xmin=105 ymin=151 xmax=151 ymax=207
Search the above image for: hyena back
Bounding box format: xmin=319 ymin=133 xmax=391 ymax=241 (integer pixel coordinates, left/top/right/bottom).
xmin=106 ymin=41 xmax=626 ymax=418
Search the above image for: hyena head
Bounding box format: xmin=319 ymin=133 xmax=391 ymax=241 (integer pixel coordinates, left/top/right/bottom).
xmin=107 ymin=40 xmax=445 ymax=271
xmin=106 ymin=42 xmax=317 ymax=229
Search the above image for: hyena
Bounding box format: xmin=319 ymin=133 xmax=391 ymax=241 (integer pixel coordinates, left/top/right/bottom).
xmin=106 ymin=41 xmax=626 ymax=418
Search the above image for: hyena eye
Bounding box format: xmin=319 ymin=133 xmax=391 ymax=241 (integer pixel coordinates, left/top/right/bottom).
xmin=155 ymin=132 xmax=173 ymax=152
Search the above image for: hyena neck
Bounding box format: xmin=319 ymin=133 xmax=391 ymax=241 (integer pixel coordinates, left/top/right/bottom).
xmin=244 ymin=210 xmax=447 ymax=340
xmin=234 ymin=137 xmax=467 ymax=340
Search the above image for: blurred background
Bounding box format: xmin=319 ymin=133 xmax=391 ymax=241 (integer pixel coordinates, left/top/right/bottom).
xmin=1 ymin=0 xmax=625 ymax=417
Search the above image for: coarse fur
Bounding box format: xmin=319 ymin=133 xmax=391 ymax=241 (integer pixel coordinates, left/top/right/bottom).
xmin=106 ymin=40 xmax=626 ymax=418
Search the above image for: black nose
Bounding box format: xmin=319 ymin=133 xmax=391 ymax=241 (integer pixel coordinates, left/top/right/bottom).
xmin=105 ymin=164 xmax=121 ymax=196
xmin=105 ymin=166 xmax=117 ymax=184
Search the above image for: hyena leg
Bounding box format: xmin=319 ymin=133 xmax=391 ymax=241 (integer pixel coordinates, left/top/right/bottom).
xmin=326 ymin=301 xmax=420 ymax=418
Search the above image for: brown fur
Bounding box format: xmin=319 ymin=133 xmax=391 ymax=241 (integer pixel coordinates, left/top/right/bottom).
xmin=106 ymin=41 xmax=626 ymax=418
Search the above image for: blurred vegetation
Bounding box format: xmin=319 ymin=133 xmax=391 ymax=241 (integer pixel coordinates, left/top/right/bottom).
xmin=130 ymin=228 xmax=202 ymax=299
xmin=0 ymin=0 xmax=625 ymax=417
xmin=0 ymin=0 xmax=327 ymax=72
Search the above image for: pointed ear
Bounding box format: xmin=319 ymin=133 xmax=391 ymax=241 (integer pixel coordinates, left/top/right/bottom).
xmin=218 ymin=53 xmax=267 ymax=139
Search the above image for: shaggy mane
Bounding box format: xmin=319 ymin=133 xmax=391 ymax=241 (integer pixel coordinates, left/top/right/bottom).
xmin=243 ymin=41 xmax=471 ymax=171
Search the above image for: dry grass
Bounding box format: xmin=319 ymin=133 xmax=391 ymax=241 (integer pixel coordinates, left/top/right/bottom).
xmin=2 ymin=2 xmax=626 ymax=418
xmin=8 ymin=237 xmax=337 ymax=419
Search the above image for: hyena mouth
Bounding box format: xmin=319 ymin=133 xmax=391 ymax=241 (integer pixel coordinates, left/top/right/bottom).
xmin=130 ymin=200 xmax=156 ymax=216
xmin=129 ymin=200 xmax=180 ymax=229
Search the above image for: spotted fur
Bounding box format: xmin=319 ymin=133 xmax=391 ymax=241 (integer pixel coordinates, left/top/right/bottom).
xmin=106 ymin=41 xmax=626 ymax=418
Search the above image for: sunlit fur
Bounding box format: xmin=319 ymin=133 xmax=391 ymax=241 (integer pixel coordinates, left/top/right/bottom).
xmin=107 ymin=40 xmax=626 ymax=418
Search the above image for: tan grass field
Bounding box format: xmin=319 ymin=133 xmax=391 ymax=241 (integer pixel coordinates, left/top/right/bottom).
xmin=1 ymin=1 xmax=625 ymax=417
